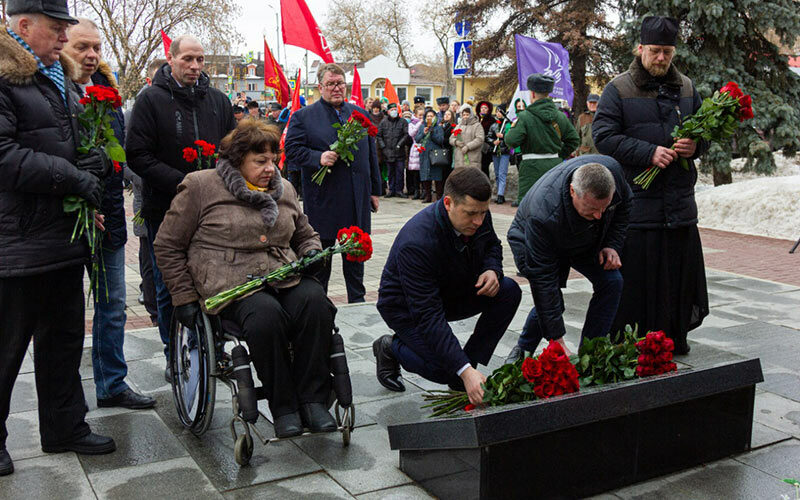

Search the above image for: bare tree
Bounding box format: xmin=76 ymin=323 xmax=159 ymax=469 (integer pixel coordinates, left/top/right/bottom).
xmin=324 ymin=0 xmax=388 ymax=62
xmin=75 ymin=0 xmax=241 ymax=98
xmin=379 ymin=0 xmax=412 ymax=67
xmin=420 ymin=2 xmax=456 ymax=95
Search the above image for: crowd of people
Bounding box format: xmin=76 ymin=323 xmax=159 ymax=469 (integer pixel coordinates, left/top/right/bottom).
xmin=0 ymin=0 xmax=707 ymax=477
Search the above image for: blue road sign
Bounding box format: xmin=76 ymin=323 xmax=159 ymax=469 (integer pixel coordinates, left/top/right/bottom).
xmin=453 ymin=40 xmax=472 ymax=76
xmin=455 ymin=20 xmax=471 ymax=38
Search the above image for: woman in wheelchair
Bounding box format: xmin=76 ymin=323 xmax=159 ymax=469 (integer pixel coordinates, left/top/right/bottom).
xmin=154 ymin=119 xmax=337 ymax=438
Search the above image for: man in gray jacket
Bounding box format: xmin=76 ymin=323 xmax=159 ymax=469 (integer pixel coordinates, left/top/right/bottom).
xmin=505 ymin=155 xmax=632 ymax=362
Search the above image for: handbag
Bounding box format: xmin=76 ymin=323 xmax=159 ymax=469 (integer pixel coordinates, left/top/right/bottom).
xmin=429 ymin=148 xmax=451 ymax=168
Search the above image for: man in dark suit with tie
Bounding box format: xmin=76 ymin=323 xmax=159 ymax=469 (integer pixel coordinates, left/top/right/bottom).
xmin=284 ymin=63 xmax=381 ymax=302
xmin=374 ymin=168 xmax=522 ymax=405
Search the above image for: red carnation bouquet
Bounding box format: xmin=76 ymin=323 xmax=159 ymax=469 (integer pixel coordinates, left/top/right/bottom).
xmin=450 ymin=128 xmax=469 ymax=163
xmin=64 ymin=84 xmax=126 ymax=302
xmin=635 ymin=330 xmax=677 ymax=376
xmin=313 ymin=110 xmax=378 ymax=185
xmin=205 ymin=226 xmax=373 ymax=311
xmin=634 ymin=80 xmax=754 ymax=189
xmin=182 ymin=139 xmax=218 ymax=170
xmin=422 ymin=340 xmax=580 ymax=417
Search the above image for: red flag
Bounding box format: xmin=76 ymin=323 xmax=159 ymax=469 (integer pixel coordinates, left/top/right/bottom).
xmin=264 ymin=38 xmax=291 ymax=107
xmin=349 ymin=64 xmax=364 ymax=108
xmin=384 ymin=78 xmax=399 ymax=105
xmin=160 ymin=30 xmax=172 ymax=58
xmin=280 ymin=0 xmax=334 ymax=63
xmin=279 ymin=69 xmax=302 ymax=170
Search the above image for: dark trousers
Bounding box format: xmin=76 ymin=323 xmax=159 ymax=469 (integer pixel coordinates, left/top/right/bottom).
xmin=480 ymin=151 xmax=492 ymax=180
xmin=317 ymin=238 xmax=366 ymax=303
xmin=138 ymin=236 xmax=158 ymax=321
xmin=0 ymin=266 xmax=90 ymax=448
xmin=405 ymin=169 xmax=420 ymax=195
xmin=392 ymin=276 xmax=521 ymax=385
xmin=146 ymin=219 xmax=172 ymax=356
xmin=387 ymin=159 xmax=405 ymax=194
xmin=517 ymin=260 xmax=623 ymax=351
xmin=220 ymin=278 xmax=334 ymax=417
xmin=287 ymin=169 xmax=303 ymax=198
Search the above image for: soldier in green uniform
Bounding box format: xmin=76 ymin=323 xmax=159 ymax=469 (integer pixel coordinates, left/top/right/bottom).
xmin=576 ymin=93 xmax=600 ymax=156
xmin=505 ymin=74 xmax=579 ymax=206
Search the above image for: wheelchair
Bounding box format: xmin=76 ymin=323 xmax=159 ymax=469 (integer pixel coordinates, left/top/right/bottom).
xmin=168 ymin=307 xmax=356 ymax=466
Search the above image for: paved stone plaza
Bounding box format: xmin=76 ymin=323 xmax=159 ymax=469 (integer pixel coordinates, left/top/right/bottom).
xmin=2 ymin=197 xmax=799 ymax=499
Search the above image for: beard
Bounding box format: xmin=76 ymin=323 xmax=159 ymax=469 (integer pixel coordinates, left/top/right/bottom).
xmin=642 ymin=59 xmax=669 ymax=77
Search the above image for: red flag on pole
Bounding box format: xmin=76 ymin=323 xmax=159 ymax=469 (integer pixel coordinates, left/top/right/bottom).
xmin=349 ymin=64 xmax=364 ymax=108
xmin=384 ymin=78 xmax=399 ymax=105
xmin=279 ymin=69 xmax=303 ymax=170
xmin=264 ymin=38 xmax=291 ymax=107
xmin=160 ymin=30 xmax=172 ymax=58
xmin=280 ymin=0 xmax=334 ymax=63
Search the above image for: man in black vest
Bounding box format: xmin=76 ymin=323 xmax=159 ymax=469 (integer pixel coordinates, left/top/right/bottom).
xmin=593 ymin=16 xmax=709 ymax=353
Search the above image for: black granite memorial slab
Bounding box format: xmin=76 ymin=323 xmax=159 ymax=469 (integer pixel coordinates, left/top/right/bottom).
xmin=389 ymin=358 xmax=763 ymax=499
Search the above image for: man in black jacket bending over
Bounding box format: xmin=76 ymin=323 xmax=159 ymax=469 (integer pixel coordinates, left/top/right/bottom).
xmin=375 ymin=168 xmax=522 ymax=405
xmin=505 ymin=155 xmax=632 ymax=363
xmin=127 ymin=35 xmax=236 ymax=380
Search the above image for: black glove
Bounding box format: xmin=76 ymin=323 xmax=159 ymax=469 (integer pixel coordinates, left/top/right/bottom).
xmin=302 ymin=249 xmax=326 ymax=278
xmin=76 ymin=148 xmax=112 ymax=179
xmin=174 ymin=302 xmax=200 ymax=329
xmin=71 ymin=170 xmax=103 ymax=207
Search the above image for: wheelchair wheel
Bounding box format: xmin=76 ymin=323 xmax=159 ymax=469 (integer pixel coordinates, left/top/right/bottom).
xmin=234 ymin=431 xmax=254 ymax=466
xmin=170 ymin=312 xmax=216 ymax=436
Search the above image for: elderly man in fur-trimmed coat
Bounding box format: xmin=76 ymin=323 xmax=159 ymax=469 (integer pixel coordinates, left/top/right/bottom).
xmin=63 ymin=18 xmax=155 ymax=411
xmin=0 ymin=3 xmax=118 ymax=476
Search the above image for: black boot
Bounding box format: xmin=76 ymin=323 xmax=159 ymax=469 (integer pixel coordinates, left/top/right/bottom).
xmin=300 ymin=403 xmax=337 ymax=433
xmin=0 ymin=448 xmax=12 ymax=476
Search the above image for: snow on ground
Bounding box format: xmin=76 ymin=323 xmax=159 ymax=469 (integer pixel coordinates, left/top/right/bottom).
xmin=695 ymin=153 xmax=800 ymax=240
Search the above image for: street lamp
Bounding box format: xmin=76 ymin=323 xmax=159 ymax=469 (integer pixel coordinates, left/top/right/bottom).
xmin=265 ymin=4 xmax=281 ymax=65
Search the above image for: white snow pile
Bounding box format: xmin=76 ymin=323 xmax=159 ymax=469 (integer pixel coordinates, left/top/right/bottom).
xmin=695 ymin=173 xmax=800 ymax=241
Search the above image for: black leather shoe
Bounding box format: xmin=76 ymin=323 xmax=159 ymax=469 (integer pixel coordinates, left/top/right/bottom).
xmin=0 ymin=448 xmax=13 ymax=476
xmin=300 ymin=403 xmax=337 ymax=433
xmin=397 ymin=192 xmax=408 ymax=199
xmin=384 ymin=192 xmax=395 ymax=199
xmin=505 ymin=345 xmax=525 ymax=365
xmin=164 ymin=364 xmax=173 ymax=384
xmin=496 ymin=195 xmax=505 ymax=204
xmin=372 ymin=335 xmax=405 ymax=392
xmin=98 ymin=389 xmax=156 ymax=409
xmin=274 ymin=412 xmax=303 ymax=438
xmin=42 ymin=432 xmax=116 ymax=455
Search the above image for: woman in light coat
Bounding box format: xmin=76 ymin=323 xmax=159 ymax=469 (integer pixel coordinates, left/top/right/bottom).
xmin=448 ymin=103 xmax=484 ymax=169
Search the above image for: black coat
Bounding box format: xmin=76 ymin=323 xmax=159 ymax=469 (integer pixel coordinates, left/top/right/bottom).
xmin=376 ymin=115 xmax=411 ymax=162
xmin=90 ymin=63 xmax=126 ymax=250
xmin=377 ymin=200 xmax=504 ymax=374
xmin=284 ymin=99 xmax=381 ymax=240
xmin=126 ymin=63 xmax=236 ymax=223
xmin=507 ymin=155 xmax=632 ymax=340
xmin=0 ymin=31 xmax=89 ymax=277
xmin=486 ymin=120 xmax=510 ymax=155
xmin=593 ymin=58 xmax=708 ymax=229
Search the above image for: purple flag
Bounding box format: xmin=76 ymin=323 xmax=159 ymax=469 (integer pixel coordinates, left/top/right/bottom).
xmin=515 ymin=34 xmax=574 ymax=107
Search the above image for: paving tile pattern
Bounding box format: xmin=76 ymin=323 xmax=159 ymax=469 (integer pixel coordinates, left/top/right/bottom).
xmin=4 ymin=197 xmax=799 ymax=499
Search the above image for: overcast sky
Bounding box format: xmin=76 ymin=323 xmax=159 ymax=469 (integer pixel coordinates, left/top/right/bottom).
xmin=233 ymin=0 xmax=441 ymax=74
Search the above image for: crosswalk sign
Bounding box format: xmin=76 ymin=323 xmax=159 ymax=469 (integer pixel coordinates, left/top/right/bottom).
xmin=453 ymin=40 xmax=472 ymax=76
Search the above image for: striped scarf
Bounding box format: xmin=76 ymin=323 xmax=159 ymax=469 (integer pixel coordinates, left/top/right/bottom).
xmin=7 ymin=28 xmax=67 ymax=107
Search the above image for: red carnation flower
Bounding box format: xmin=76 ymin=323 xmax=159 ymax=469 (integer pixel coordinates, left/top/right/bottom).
xmin=195 ymin=140 xmax=216 ymax=157
xmin=452 ymin=128 xmax=463 ymax=137
xmin=336 ymin=226 xmax=373 ymax=263
xmin=183 ymin=147 xmax=198 ymax=163
xmin=464 ymin=403 xmax=476 ymax=411
xmin=112 ymin=160 xmax=122 ymax=173
xmin=720 ymin=81 xmax=744 ymax=99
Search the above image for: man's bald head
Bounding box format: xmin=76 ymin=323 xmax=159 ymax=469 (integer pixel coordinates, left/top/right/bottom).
xmin=167 ymin=35 xmax=204 ymax=86
xmin=64 ymin=18 xmax=102 ymax=83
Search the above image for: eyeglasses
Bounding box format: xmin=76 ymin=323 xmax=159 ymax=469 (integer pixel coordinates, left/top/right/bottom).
xmin=322 ymin=81 xmax=346 ymax=90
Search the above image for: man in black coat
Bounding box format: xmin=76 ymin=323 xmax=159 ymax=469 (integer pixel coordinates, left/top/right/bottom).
xmin=284 ymin=63 xmax=381 ymax=303
xmin=64 ymin=18 xmax=155 ymax=410
xmin=377 ymin=102 xmax=411 ymax=198
xmin=505 ymin=155 xmax=632 ymax=363
xmin=0 ymin=2 xmax=117 ymax=475
xmin=127 ymin=35 xmax=236 ymax=375
xmin=592 ymin=16 xmax=709 ymax=353
xmin=375 ymin=168 xmax=522 ymax=405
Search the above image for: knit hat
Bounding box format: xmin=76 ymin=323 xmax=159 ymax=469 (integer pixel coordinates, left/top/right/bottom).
xmin=641 ymin=16 xmax=679 ymax=46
